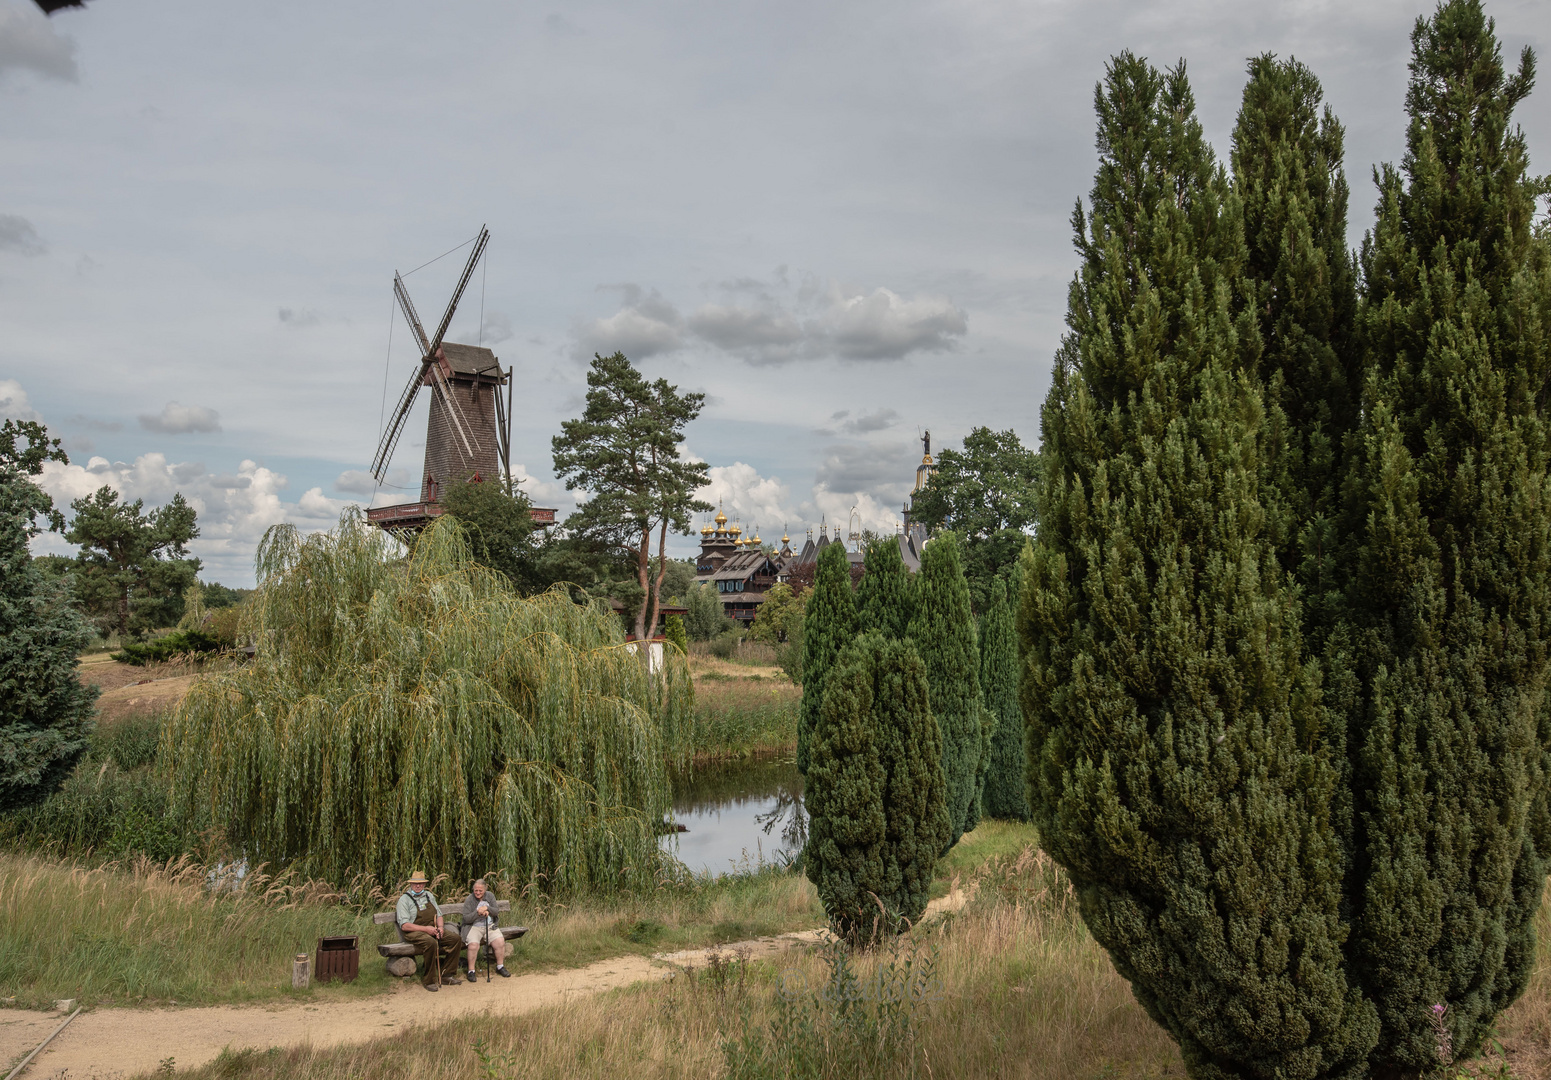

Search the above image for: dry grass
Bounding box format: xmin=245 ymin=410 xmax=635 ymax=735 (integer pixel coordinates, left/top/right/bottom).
xmin=158 ymin=844 xmax=1184 ymax=1080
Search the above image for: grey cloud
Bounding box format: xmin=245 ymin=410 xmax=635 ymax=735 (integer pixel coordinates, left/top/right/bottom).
xmin=815 ymin=440 xmax=914 ymax=496
xmin=172 ymin=461 xmax=206 ymax=483
xmin=208 ymin=474 xmax=252 ymax=490
xmin=674 ymin=279 xmax=968 ymax=366
xmin=573 ymin=286 xmax=683 ymax=360
xmin=139 ymin=402 xmax=222 ymax=435
xmin=63 ymin=435 xmax=92 ymax=454
xmin=278 ymin=307 xmax=323 ymax=328
xmin=687 ymin=304 xmax=802 ymax=356
xmin=0 ymin=5 xmax=77 ymax=82
xmin=66 ymin=415 xmax=123 ymax=433
xmin=812 ymin=408 xmax=901 ymax=438
xmin=335 ymin=469 xmax=377 ymax=494
xmin=544 ymin=12 xmax=582 ymax=35
xmin=816 ymin=287 xmax=967 ymax=361
xmin=0 ymin=215 xmax=45 ymax=256
xmin=480 ymin=312 xmax=515 ymax=345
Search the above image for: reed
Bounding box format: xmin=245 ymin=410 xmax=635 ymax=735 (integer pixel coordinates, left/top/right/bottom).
xmin=689 ymin=675 xmax=798 ymax=762
xmin=165 ymin=513 xmax=695 ymax=893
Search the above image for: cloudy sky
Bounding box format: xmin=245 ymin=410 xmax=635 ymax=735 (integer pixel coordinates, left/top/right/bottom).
xmin=3 ymin=0 xmax=1547 ymax=585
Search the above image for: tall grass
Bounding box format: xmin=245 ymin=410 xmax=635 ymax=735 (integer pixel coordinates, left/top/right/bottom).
xmin=166 ymin=512 xmax=695 ymax=892
xmin=0 ymin=851 xmax=389 ymax=1008
xmin=690 ymin=676 xmax=798 ymax=762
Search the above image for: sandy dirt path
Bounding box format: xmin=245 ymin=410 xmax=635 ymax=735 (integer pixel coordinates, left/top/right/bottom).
xmin=0 ymin=890 xmax=966 ymax=1079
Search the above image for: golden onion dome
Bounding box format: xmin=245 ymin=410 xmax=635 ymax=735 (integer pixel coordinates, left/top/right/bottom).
xmin=728 ymin=522 xmax=742 ymax=537
xmin=751 ymin=531 xmax=761 ymax=546
xmin=714 ymin=509 xmax=728 ymax=525
xmin=782 ymin=532 xmax=790 ymax=544
xmin=700 ymin=522 xmax=714 ymax=537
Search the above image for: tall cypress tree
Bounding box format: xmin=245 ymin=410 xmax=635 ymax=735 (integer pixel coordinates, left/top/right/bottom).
xmin=978 ymin=577 xmax=1027 ymax=821
xmin=805 ymin=633 xmax=950 ymax=938
xmin=855 ymin=537 xmax=914 ymax=640
xmin=1344 ymin=3 xmax=1551 ymax=1069
xmin=1023 ymin=53 xmax=1377 ymax=1079
xmin=797 ymin=541 xmax=856 ymax=775
xmin=907 ymin=531 xmax=987 ymax=845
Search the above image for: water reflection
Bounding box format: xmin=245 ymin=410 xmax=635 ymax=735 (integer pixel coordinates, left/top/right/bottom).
xmin=661 ymin=756 xmax=806 ymax=877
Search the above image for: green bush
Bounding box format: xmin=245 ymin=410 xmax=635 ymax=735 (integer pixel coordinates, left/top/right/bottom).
xmin=111 ymin=629 xmax=222 ymax=666
xmin=709 ymin=632 xmax=741 ymax=660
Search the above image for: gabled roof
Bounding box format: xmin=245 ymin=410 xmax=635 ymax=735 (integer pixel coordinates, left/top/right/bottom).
xmin=709 ymin=549 xmax=777 ymax=582
xmin=439 ymin=342 xmax=504 ymax=380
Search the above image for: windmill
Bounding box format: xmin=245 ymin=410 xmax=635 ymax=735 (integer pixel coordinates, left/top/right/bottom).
xmin=365 ymin=229 xmax=556 ymax=533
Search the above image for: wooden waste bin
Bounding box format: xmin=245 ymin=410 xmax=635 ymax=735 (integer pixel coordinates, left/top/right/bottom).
xmin=315 ymin=935 xmax=360 ymax=983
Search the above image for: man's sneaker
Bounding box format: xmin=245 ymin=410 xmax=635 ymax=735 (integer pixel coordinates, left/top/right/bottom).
xmin=466 ymin=969 xmax=477 ymax=983
xmin=496 ymin=966 xmax=511 ymax=978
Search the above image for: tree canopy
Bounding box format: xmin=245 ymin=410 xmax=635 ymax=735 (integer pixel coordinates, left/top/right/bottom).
xmin=552 ymin=352 xmax=712 ymax=640
xmin=65 ymin=487 xmax=200 ymax=637
xmin=910 ymin=426 xmax=1039 ymax=610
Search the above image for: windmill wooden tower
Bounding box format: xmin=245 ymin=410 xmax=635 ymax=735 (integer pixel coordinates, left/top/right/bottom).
xmin=365 ymin=227 xmax=556 ymax=533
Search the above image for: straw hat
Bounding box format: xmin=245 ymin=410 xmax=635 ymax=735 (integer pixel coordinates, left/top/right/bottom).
xmin=406 ymin=870 xmax=430 ymax=885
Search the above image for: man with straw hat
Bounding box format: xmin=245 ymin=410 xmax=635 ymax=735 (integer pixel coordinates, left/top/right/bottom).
xmin=396 ymin=870 xmax=462 ymax=991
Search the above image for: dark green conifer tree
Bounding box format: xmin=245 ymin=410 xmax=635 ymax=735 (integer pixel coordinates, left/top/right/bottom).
xmin=1343 ymin=3 xmax=1551 ymax=1068
xmin=855 ymin=537 xmax=914 ymax=640
xmin=797 ymin=541 xmax=856 ymax=775
xmin=805 ymin=633 xmax=949 ymax=938
xmin=977 ymin=577 xmax=1027 ymax=821
xmin=0 ymin=421 xmax=97 ymax=812
xmin=906 ymin=531 xmax=987 ymax=845
xmin=1022 ymin=53 xmax=1377 ymax=1079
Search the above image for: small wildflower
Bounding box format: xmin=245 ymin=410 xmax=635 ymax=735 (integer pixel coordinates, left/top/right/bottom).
xmin=1428 ymin=1002 xmax=1453 ymax=1066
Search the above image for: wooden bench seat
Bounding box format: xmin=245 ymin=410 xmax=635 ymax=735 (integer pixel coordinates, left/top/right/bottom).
xmin=372 ymin=901 xmax=527 ymax=962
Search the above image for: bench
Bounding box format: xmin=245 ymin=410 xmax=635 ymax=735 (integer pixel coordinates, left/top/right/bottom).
xmin=372 ymin=900 xmax=528 ymax=977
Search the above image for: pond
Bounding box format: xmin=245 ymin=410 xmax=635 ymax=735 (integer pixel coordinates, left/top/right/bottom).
xmin=660 ymin=756 xmax=806 ymax=877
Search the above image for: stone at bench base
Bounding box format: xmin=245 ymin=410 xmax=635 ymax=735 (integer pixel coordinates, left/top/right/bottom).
xmin=384 ymin=957 xmax=417 ymax=978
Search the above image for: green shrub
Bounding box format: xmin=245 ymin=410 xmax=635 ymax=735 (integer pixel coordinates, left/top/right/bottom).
xmin=112 ymin=629 xmax=222 ymax=666
xmin=709 ymin=632 xmax=741 ymax=660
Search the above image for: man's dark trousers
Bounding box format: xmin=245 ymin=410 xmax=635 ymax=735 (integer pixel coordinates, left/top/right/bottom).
xmin=403 ymin=927 xmax=462 ymax=987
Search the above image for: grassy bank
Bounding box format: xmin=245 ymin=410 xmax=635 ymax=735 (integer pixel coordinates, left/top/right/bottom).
xmin=155 ymin=838 xmax=1187 ymax=1080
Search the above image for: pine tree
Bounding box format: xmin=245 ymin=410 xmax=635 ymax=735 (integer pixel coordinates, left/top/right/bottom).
xmin=805 ymin=633 xmax=949 ymax=938
xmin=906 ymin=531 xmax=987 ymax=845
xmin=1022 ymin=53 xmax=1377 ymax=1078
xmin=855 ymin=537 xmax=914 ymax=640
xmin=977 ymin=577 xmax=1027 ymax=821
xmin=797 ymin=541 xmax=856 ymax=775
xmin=1343 ymin=3 xmax=1551 ymax=1068
xmin=663 ymin=613 xmax=689 ymax=657
xmin=0 ymin=421 xmax=97 ymax=812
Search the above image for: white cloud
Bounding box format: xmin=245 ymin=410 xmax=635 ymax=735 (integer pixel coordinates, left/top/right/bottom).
xmin=0 ymin=214 xmax=44 ymax=256
xmin=694 ymin=461 xmax=798 ymax=538
xmin=0 ymin=2 xmax=77 ymax=83
xmin=686 ymin=304 xmax=803 ymax=362
xmin=810 ymin=440 xmax=914 ymax=533
xmin=139 ymin=401 xmax=222 ymax=435
xmin=0 ymin=379 xmax=40 ymax=422
xmin=34 ymin=453 xmax=351 ymax=583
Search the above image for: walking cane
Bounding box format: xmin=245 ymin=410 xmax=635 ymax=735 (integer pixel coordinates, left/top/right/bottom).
xmin=485 ymin=910 xmax=493 ymax=982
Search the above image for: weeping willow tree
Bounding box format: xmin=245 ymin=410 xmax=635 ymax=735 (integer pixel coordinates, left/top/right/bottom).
xmin=165 ymin=512 xmax=695 ymax=892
